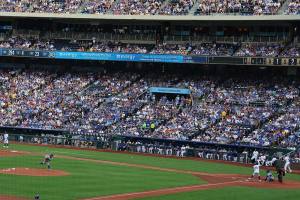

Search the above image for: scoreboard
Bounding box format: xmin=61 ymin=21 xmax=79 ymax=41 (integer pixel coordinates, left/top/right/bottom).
xmin=0 ymin=49 xmax=54 ymax=58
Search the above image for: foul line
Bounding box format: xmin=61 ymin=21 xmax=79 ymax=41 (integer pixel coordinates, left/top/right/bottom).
xmin=84 ymin=180 xmax=244 ymax=200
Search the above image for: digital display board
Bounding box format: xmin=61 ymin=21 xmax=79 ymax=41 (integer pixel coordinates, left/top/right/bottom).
xmin=209 ymin=57 xmax=244 ymax=64
xmin=54 ymin=51 xmax=185 ymax=63
xmin=0 ymin=48 xmax=299 ymax=66
xmin=0 ymin=49 xmax=54 ymax=58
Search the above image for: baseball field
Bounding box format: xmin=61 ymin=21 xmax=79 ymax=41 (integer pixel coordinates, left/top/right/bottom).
xmin=1 ymin=144 xmax=300 ymax=200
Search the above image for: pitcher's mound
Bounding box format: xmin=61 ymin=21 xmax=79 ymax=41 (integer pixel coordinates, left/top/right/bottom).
xmin=0 ymin=168 xmax=69 ymax=176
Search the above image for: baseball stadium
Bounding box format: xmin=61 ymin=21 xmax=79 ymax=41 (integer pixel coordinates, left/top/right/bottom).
xmin=0 ymin=1 xmax=300 ymax=199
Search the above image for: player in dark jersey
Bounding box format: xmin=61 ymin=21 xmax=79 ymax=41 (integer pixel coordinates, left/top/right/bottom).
xmin=273 ymin=157 xmax=285 ymax=183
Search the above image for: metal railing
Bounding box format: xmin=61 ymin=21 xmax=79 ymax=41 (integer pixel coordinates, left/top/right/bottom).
xmin=44 ymin=32 xmax=156 ymax=43
xmin=43 ymin=32 xmax=289 ymax=44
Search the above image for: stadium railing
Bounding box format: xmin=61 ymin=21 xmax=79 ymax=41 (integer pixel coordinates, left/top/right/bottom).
xmin=3 ymin=132 xmax=295 ymax=165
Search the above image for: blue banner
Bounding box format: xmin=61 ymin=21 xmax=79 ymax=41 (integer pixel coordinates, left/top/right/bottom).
xmin=0 ymin=48 xmax=208 ymax=64
xmin=150 ymin=87 xmax=191 ymax=95
xmin=55 ymin=51 xmax=185 ymax=63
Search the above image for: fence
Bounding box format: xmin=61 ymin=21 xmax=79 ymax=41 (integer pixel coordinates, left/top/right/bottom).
xmin=2 ymin=133 xmax=299 ymax=168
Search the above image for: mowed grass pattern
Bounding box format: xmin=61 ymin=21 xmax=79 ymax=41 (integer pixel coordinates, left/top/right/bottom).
xmin=1 ymin=144 xmax=300 ymax=200
xmin=12 ymin=144 xmax=254 ymax=174
xmin=10 ymin=144 xmax=300 ymax=181
xmin=0 ymin=152 xmax=203 ymax=200
xmin=138 ymin=186 xmax=300 ymax=200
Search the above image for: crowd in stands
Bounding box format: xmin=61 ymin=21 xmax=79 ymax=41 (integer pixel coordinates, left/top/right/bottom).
xmin=112 ymin=0 xmax=164 ymax=15
xmin=150 ymin=44 xmax=191 ymax=55
xmin=281 ymin=47 xmax=300 ymax=57
xmin=286 ymin=0 xmax=300 ymax=15
xmin=155 ymin=102 xmax=223 ymax=140
xmin=159 ymin=0 xmax=194 ymax=15
xmin=0 ymin=37 xmax=55 ymax=51
xmin=72 ymin=41 xmax=150 ymax=53
xmin=191 ymin=43 xmax=236 ymax=56
xmin=246 ymin=100 xmax=300 ymax=147
xmin=195 ymin=0 xmax=284 ymax=15
xmin=0 ymin=0 xmax=298 ymax=15
xmin=0 ymin=0 xmax=83 ymax=13
xmin=234 ymin=43 xmax=283 ymax=57
xmin=81 ymin=0 xmax=114 ymax=14
xmin=1 ymin=69 xmax=300 ymax=148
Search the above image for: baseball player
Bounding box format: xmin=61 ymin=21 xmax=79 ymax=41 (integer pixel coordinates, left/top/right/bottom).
xmin=258 ymin=154 xmax=266 ymax=166
xmin=266 ymin=157 xmax=277 ymax=166
xmin=284 ymin=154 xmax=292 ymax=173
xmin=250 ymin=162 xmax=261 ymax=181
xmin=265 ymin=170 xmax=274 ymax=182
xmin=40 ymin=154 xmax=54 ymax=169
xmin=251 ymin=149 xmax=259 ymax=163
xmin=3 ymin=132 xmax=9 ymax=148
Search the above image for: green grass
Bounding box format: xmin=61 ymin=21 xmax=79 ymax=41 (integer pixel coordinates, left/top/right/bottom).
xmin=11 ymin=144 xmax=255 ymax=174
xmin=10 ymin=144 xmax=300 ymax=181
xmin=137 ymin=186 xmax=300 ymax=200
xmin=0 ymin=150 xmax=203 ymax=200
xmin=1 ymin=144 xmax=300 ymax=200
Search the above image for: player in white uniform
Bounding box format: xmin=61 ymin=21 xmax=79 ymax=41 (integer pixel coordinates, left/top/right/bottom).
xmin=251 ymin=150 xmax=259 ymax=163
xmin=250 ymin=162 xmax=261 ymax=181
xmin=284 ymin=155 xmax=292 ymax=173
xmin=266 ymin=157 xmax=277 ymax=166
xmin=258 ymin=154 xmax=266 ymax=166
xmin=3 ymin=133 xmax=9 ymax=148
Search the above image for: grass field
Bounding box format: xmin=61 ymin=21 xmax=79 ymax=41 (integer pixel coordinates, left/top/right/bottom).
xmin=0 ymin=143 xmax=299 ymax=200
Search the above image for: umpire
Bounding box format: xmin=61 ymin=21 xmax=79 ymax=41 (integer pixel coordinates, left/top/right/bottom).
xmin=274 ymin=158 xmax=285 ymax=183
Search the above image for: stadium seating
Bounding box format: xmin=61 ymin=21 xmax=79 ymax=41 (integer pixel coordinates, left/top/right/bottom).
xmin=286 ymin=0 xmax=300 ymax=15
xmin=0 ymin=0 xmax=298 ymax=15
xmin=0 ymin=69 xmax=299 ymax=147
xmin=194 ymin=0 xmax=284 ymax=15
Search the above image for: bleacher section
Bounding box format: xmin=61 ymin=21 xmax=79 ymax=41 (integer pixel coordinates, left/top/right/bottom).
xmin=1 ymin=69 xmax=299 ymax=148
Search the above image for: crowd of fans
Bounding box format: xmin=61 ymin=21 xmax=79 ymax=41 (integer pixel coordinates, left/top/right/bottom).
xmin=81 ymin=0 xmax=114 ymax=14
xmin=191 ymin=43 xmax=236 ymax=56
xmin=234 ymin=43 xmax=284 ymax=57
xmin=286 ymin=0 xmax=300 ymax=15
xmin=0 ymin=0 xmax=83 ymax=13
xmin=192 ymin=79 xmax=299 ymax=146
xmin=0 ymin=37 xmax=55 ymax=51
xmin=246 ymin=100 xmax=300 ymax=147
xmin=281 ymin=46 xmax=300 ymax=57
xmin=0 ymin=0 xmax=297 ymax=15
xmin=159 ymin=0 xmax=194 ymax=15
xmin=1 ymin=69 xmax=300 ymax=148
xmin=112 ymin=0 xmax=164 ymax=15
xmin=194 ymin=0 xmax=284 ymax=15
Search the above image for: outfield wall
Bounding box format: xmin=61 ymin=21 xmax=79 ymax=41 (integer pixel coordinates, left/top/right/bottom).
xmin=3 ymin=133 xmax=299 ymax=168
